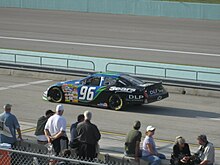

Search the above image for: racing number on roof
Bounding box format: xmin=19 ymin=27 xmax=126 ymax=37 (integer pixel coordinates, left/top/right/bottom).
xmin=79 ymin=86 xmax=96 ymax=101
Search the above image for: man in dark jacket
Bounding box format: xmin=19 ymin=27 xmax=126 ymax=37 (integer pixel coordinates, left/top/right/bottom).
xmin=69 ymin=114 xmax=84 ymax=148
xmin=35 ymin=110 xmax=54 ymax=144
xmin=76 ymin=111 xmax=101 ymax=160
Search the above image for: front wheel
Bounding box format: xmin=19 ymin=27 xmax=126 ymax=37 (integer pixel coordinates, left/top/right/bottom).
xmin=108 ymin=94 xmax=124 ymax=111
xmin=48 ymin=87 xmax=64 ymax=103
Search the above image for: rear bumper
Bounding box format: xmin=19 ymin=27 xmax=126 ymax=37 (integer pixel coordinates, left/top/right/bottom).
xmin=145 ymin=92 xmax=169 ymax=104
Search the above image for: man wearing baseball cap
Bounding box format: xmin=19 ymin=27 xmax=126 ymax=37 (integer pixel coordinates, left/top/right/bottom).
xmin=0 ymin=104 xmax=22 ymax=146
xmin=44 ymin=104 xmax=68 ymax=156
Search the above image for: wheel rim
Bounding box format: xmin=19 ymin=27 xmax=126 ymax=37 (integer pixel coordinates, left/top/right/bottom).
xmin=50 ymin=87 xmax=63 ymax=102
xmin=109 ymin=95 xmax=123 ymax=110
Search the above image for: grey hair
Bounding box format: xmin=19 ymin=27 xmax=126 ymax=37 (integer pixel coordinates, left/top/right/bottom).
xmin=197 ymin=134 xmax=207 ymax=143
xmin=84 ymin=111 xmax=92 ymax=120
xmin=175 ymin=136 xmax=185 ymax=145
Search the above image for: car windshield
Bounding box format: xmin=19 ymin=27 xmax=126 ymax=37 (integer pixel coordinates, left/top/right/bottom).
xmin=103 ymin=77 xmax=117 ymax=86
xmin=121 ymin=75 xmax=144 ymax=85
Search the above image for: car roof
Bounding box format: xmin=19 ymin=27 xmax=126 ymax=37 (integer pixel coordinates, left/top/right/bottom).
xmin=92 ymin=72 xmax=127 ymax=77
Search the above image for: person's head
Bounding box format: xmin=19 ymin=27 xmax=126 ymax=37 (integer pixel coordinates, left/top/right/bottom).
xmin=133 ymin=120 xmax=141 ymax=130
xmin=84 ymin=111 xmax=92 ymax=121
xmin=175 ymin=136 xmax=186 ymax=148
xmin=56 ymin=104 xmax=64 ymax=115
xmin=146 ymin=125 xmax=156 ymax=136
xmin=77 ymin=114 xmax=85 ymax=122
xmin=45 ymin=110 xmax=55 ymax=117
xmin=4 ymin=104 xmax=12 ymax=112
xmin=61 ymin=149 xmax=71 ymax=158
xmin=197 ymin=134 xmax=208 ymax=145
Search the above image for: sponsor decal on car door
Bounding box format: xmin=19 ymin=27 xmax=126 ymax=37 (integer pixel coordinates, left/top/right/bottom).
xmin=62 ymin=84 xmax=79 ymax=103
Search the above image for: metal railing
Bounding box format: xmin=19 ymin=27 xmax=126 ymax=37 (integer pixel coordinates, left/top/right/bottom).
xmin=0 ymin=51 xmax=220 ymax=89
xmin=106 ymin=62 xmax=220 ymax=84
xmin=0 ymin=146 xmax=133 ymax=165
xmin=0 ymin=52 xmax=96 ymax=71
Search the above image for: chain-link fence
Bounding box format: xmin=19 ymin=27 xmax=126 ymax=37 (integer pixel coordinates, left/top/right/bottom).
xmin=0 ymin=144 xmax=137 ymax=165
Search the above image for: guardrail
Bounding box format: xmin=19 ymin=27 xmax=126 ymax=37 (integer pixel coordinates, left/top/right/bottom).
xmin=106 ymin=63 xmax=220 ymax=84
xmin=0 ymin=52 xmax=95 ymax=71
xmin=0 ymin=51 xmax=220 ymax=90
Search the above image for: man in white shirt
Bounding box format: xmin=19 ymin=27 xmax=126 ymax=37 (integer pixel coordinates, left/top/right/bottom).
xmin=196 ymin=134 xmax=215 ymax=165
xmin=44 ymin=104 xmax=68 ymax=156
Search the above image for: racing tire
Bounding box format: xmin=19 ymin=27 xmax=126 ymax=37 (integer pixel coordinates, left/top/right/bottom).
xmin=108 ymin=94 xmax=124 ymax=111
xmin=48 ymin=87 xmax=64 ymax=103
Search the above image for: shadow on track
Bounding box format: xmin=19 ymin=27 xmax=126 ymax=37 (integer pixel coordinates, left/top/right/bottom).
xmin=123 ymin=104 xmax=220 ymax=119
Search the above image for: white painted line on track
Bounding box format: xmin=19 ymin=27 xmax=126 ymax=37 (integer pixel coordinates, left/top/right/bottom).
xmin=0 ymin=36 xmax=220 ymax=57
xmin=209 ymin=118 xmax=220 ymax=121
xmin=0 ymin=80 xmax=52 ymax=91
xmin=0 ymin=87 xmax=8 ymax=90
xmin=196 ymin=116 xmax=220 ymax=121
xmin=8 ymin=84 xmax=30 ymax=88
xmin=28 ymin=80 xmax=53 ymax=84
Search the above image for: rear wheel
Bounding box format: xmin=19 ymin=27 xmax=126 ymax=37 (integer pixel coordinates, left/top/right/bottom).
xmin=108 ymin=94 xmax=124 ymax=111
xmin=48 ymin=87 xmax=64 ymax=103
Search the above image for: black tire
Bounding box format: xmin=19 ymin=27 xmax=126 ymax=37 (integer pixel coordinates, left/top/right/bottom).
xmin=108 ymin=94 xmax=124 ymax=111
xmin=48 ymin=87 xmax=64 ymax=103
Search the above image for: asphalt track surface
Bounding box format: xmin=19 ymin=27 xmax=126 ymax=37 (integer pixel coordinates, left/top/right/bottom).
xmin=0 ymin=74 xmax=220 ymax=163
xmin=0 ymin=8 xmax=220 ymax=68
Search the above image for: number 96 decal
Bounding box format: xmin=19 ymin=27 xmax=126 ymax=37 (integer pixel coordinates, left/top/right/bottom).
xmin=79 ymin=86 xmax=96 ymax=101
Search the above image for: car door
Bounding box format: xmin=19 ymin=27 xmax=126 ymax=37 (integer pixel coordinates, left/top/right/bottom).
xmin=78 ymin=76 xmax=105 ymax=103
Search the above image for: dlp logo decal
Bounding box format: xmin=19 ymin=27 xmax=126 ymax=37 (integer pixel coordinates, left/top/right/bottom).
xmin=128 ymin=95 xmax=144 ymax=100
xmin=149 ymin=89 xmax=163 ymax=95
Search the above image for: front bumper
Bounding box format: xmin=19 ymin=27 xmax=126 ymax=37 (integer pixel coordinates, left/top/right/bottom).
xmin=42 ymin=91 xmax=48 ymax=101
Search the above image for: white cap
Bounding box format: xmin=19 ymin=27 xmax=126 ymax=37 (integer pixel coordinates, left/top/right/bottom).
xmin=56 ymin=104 xmax=64 ymax=112
xmin=3 ymin=104 xmax=12 ymax=109
xmin=146 ymin=125 xmax=155 ymax=132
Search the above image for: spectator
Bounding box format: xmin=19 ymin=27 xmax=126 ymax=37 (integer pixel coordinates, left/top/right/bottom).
xmin=35 ymin=109 xmax=54 ymax=144
xmin=0 ymin=104 xmax=22 ymax=146
xmin=170 ymin=136 xmax=191 ymax=165
xmin=193 ymin=134 xmax=215 ymax=165
xmin=76 ymin=111 xmax=101 ymax=160
xmin=142 ymin=125 xmax=166 ymax=165
xmin=124 ymin=120 xmax=142 ymax=162
xmin=44 ymin=104 xmax=68 ymax=156
xmin=56 ymin=149 xmax=72 ymax=165
xmin=70 ymin=114 xmax=84 ymax=149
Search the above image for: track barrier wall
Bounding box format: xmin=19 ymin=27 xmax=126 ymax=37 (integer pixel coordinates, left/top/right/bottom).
xmin=0 ymin=49 xmax=220 ymax=87
xmin=0 ymin=0 xmax=220 ymax=20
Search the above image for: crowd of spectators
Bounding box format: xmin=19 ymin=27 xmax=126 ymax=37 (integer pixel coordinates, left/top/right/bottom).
xmin=0 ymin=103 xmax=216 ymax=165
xmin=124 ymin=121 xmax=215 ymax=165
xmin=41 ymin=104 xmax=101 ymax=160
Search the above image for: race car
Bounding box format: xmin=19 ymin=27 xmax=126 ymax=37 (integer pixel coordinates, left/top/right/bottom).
xmin=43 ymin=72 xmax=169 ymax=110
